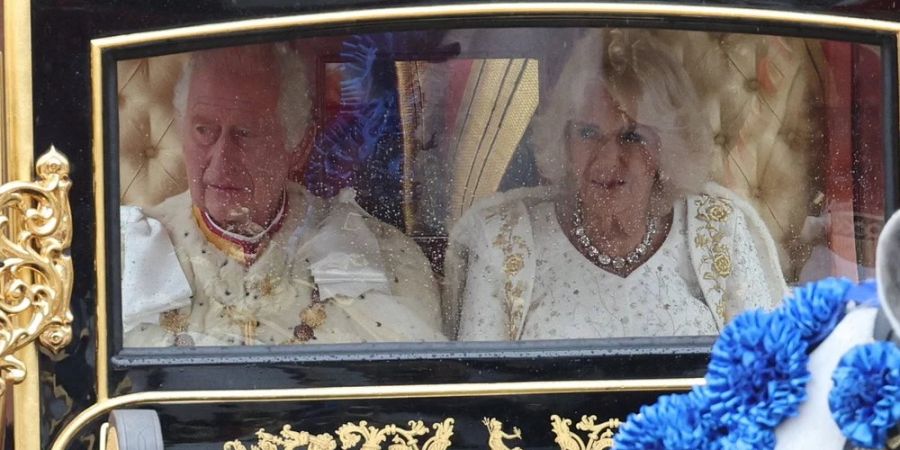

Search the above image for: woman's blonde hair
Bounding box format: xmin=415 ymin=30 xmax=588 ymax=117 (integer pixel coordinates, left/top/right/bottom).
xmin=530 ymin=28 xmax=715 ymax=203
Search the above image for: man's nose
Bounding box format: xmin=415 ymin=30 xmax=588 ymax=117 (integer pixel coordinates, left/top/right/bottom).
xmin=206 ymin=135 xmax=244 ymax=178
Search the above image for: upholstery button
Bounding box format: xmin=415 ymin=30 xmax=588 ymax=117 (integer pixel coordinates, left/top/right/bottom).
xmin=787 ymin=131 xmax=798 ymax=144
xmin=714 ymin=133 xmax=727 ymax=146
xmin=745 ymin=78 xmax=760 ymax=91
xmin=753 ymin=187 xmax=764 ymax=198
xmin=143 ymin=145 xmax=159 ymax=159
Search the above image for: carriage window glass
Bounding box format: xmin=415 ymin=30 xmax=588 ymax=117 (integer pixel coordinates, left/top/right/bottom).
xmin=115 ymin=28 xmax=887 ymax=347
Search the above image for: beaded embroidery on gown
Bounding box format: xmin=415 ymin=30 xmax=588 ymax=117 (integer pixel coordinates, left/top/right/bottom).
xmin=517 ymin=201 xmax=718 ymax=339
xmin=446 ymin=183 xmax=787 ymax=341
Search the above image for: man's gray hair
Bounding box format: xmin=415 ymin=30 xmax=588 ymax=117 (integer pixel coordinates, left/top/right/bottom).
xmin=529 ymin=29 xmax=715 ymax=202
xmin=172 ymin=42 xmax=311 ymax=151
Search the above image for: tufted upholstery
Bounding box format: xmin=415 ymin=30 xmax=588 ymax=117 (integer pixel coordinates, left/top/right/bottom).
xmin=659 ymin=31 xmax=826 ymax=281
xmin=118 ymin=53 xmax=190 ymax=208
xmin=116 ymin=31 xmax=828 ymax=281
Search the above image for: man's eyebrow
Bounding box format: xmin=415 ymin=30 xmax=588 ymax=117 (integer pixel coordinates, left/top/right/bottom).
xmin=188 ymin=111 xmax=216 ymax=123
xmin=191 ymin=95 xmax=257 ymax=110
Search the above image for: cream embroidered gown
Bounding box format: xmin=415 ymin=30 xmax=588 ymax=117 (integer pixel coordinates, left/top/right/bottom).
xmin=445 ymin=183 xmax=787 ymax=341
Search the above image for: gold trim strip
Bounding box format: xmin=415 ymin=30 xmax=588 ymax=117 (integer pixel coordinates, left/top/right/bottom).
xmin=89 ymin=3 xmax=900 ymax=50
xmin=50 ymin=378 xmax=702 ymax=450
xmin=8 ymin=4 xmax=37 ymax=450
xmin=91 ymin=37 xmax=110 ymax=402
xmin=4 ymin=0 xmax=33 ymax=183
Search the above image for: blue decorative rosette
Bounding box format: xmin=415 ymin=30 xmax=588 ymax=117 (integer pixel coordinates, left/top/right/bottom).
xmin=706 ymin=309 xmax=810 ymax=429
xmin=613 ymin=277 xmax=878 ymax=450
xmin=829 ymin=341 xmax=900 ymax=449
xmin=614 ymin=389 xmax=715 ymax=450
xmin=780 ymin=277 xmax=854 ymax=346
xmin=710 ymin=422 xmax=775 ymax=450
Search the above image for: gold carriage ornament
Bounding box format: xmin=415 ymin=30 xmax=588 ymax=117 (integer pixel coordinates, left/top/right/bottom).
xmin=222 ymin=416 xmax=620 ymax=450
xmin=0 ymin=146 xmax=73 ymax=395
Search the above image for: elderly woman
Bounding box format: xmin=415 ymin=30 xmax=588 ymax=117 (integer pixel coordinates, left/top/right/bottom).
xmin=444 ymin=29 xmax=787 ymax=341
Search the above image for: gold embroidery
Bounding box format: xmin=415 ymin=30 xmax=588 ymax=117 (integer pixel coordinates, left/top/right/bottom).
xmin=222 ymin=305 xmax=259 ymax=345
xmin=159 ymin=310 xmax=189 ymax=334
xmin=712 ymin=253 xmax=732 ymax=277
xmin=705 ymin=204 xmax=729 ymax=222
xmin=489 ymin=206 xmax=530 ymax=340
xmin=693 ymin=195 xmax=734 ymax=322
xmin=483 ymin=418 xmax=522 ymax=450
xmin=549 ymin=415 xmax=620 ymax=450
xmin=259 ymin=275 xmax=276 ymax=297
xmin=504 ymin=254 xmax=525 ymax=276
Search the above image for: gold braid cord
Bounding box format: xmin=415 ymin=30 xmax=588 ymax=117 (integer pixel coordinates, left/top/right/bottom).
xmin=225 ymin=419 xmax=455 ymax=450
xmin=0 ymin=146 xmax=73 ymax=394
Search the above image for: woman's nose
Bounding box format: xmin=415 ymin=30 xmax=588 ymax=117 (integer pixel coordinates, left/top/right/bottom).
xmin=592 ymin=136 xmax=623 ymax=164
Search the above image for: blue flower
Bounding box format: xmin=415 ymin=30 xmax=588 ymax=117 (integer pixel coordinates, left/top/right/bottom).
xmin=780 ymin=277 xmax=854 ymax=346
xmin=711 ymin=421 xmax=775 ymax=450
xmin=706 ymin=310 xmax=809 ymax=430
xmin=844 ymin=279 xmax=880 ymax=307
xmin=614 ymin=389 xmax=715 ymax=450
xmin=830 ymin=342 xmax=900 ymax=448
xmin=614 ymin=278 xmax=879 ymax=448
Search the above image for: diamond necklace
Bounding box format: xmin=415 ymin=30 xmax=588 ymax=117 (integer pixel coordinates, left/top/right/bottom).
xmin=571 ymin=197 xmax=658 ymax=270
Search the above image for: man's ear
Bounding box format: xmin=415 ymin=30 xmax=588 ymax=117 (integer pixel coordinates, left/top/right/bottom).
xmin=291 ymin=124 xmax=317 ymax=176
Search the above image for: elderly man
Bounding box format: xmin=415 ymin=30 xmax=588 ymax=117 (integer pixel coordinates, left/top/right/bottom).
xmin=123 ymin=43 xmax=444 ymax=346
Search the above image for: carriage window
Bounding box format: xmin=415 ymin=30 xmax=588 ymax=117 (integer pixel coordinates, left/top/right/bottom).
xmin=116 ymin=28 xmax=887 ymax=347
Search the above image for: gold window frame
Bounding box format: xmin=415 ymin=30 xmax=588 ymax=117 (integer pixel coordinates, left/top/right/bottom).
xmin=10 ymin=3 xmax=893 ymax=450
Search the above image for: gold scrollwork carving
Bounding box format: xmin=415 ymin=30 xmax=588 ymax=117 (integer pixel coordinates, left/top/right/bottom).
xmin=549 ymin=415 xmax=620 ymax=450
xmin=224 ymin=425 xmax=337 ymax=450
xmin=0 ymin=146 xmax=72 ymax=394
xmin=224 ymin=419 xmax=455 ymax=450
xmin=338 ymin=418 xmax=454 ymax=450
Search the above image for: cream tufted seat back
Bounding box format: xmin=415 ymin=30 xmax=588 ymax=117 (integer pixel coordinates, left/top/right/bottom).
xmin=659 ymin=31 xmax=825 ymax=280
xmin=116 ymin=32 xmax=826 ymax=280
xmin=118 ymin=53 xmax=189 ymax=209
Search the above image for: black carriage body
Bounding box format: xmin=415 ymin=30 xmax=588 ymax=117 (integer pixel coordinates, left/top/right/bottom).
xmin=18 ymin=1 xmax=900 ymax=449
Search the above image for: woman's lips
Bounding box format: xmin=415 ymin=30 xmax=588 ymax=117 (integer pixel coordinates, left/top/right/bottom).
xmin=206 ymin=183 xmax=246 ymax=193
xmin=591 ymin=179 xmax=627 ymax=189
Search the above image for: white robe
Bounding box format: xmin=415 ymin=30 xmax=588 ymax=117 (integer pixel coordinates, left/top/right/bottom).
xmin=123 ymin=183 xmax=445 ymax=347
xmin=445 ymin=183 xmax=787 ymax=340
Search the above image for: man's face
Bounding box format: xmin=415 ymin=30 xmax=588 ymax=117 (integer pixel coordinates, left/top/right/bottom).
xmin=182 ymin=49 xmax=299 ymax=229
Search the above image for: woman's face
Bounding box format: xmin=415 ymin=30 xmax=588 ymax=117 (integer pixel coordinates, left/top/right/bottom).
xmin=565 ymin=83 xmax=661 ymax=214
